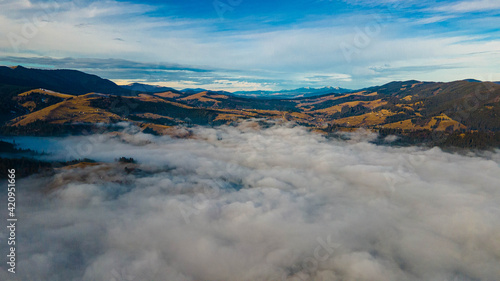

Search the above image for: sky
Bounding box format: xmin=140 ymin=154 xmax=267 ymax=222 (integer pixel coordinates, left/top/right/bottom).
xmin=0 ymin=0 xmax=499 ymax=91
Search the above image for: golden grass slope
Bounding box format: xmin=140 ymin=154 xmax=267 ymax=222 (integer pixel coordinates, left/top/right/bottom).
xmin=383 ymin=114 xmax=466 ymax=131
xmin=17 ymin=89 xmax=75 ymax=112
xmin=137 ymin=94 xmax=193 ymax=109
xmin=331 ymin=109 xmax=397 ymax=127
xmin=179 ymin=92 xmax=221 ymax=104
xmin=312 ymin=99 xmax=387 ymax=115
xmin=294 ymin=91 xmax=370 ymax=109
xmin=11 ymin=94 xmax=122 ymax=126
xmin=154 ymin=91 xmax=182 ymax=99
xmin=19 ymin=89 xmax=74 ymax=99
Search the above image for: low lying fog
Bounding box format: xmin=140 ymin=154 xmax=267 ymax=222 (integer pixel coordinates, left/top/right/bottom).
xmin=1 ymin=122 xmax=500 ymax=281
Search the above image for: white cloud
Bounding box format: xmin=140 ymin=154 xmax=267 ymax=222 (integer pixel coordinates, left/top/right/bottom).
xmin=413 ymin=15 xmax=457 ymax=24
xmin=301 ymin=73 xmax=353 ymax=83
xmin=209 ymin=79 xmax=276 ymax=91
xmin=434 ymin=0 xmax=500 ymax=13
xmin=1 ymin=122 xmax=500 ymax=280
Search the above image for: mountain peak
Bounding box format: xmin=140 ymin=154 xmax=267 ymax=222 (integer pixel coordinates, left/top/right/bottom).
xmin=7 ymin=65 xmax=26 ymax=70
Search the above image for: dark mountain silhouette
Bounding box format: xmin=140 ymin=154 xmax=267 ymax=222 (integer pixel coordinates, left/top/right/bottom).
xmin=120 ymin=83 xmax=181 ymax=94
xmin=181 ymin=88 xmax=208 ymax=93
xmin=0 ymin=66 xmax=133 ymax=96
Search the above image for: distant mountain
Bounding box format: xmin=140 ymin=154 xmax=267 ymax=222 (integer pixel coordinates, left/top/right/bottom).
xmin=462 ymin=79 xmax=500 ymax=84
xmin=180 ymin=88 xmax=233 ymax=96
xmin=0 ymin=65 xmax=133 ymax=96
xmin=232 ymin=86 xmax=352 ymax=99
xmin=120 ymin=83 xmax=181 ymax=94
xmin=124 ymin=85 xmax=352 ymax=99
xmin=360 ymin=80 xmax=423 ymax=94
xmin=181 ymin=88 xmax=208 ymax=93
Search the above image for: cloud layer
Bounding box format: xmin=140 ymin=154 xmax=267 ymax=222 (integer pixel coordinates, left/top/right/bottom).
xmin=1 ymin=122 xmax=500 ymax=280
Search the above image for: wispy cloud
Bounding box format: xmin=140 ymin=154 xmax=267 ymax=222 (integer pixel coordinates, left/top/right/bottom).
xmin=434 ymin=0 xmax=500 ymax=13
xmin=0 ymin=56 xmax=212 ymax=72
xmin=413 ymin=15 xmax=457 ymax=24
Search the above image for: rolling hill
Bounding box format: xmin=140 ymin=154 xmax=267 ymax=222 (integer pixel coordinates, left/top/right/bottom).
xmin=2 ymin=66 xmax=500 ymax=148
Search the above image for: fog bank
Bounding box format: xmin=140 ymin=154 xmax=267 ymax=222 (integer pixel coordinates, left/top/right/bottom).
xmin=1 ymin=122 xmax=500 ymax=281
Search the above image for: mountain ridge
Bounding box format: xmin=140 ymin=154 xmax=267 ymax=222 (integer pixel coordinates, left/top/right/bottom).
xmin=120 ymin=83 xmax=181 ymax=94
xmin=0 ymin=65 xmax=134 ymax=96
xmin=232 ymin=86 xmax=352 ymax=99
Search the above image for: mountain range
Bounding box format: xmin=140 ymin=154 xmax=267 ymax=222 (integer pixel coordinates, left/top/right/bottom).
xmin=231 ymin=86 xmax=352 ymax=98
xmin=120 ymin=83 xmax=351 ymax=99
xmin=1 ymin=66 xmax=500 ymax=148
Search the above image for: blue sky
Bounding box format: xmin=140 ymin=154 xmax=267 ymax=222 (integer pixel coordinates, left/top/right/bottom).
xmin=0 ymin=0 xmax=499 ymax=91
